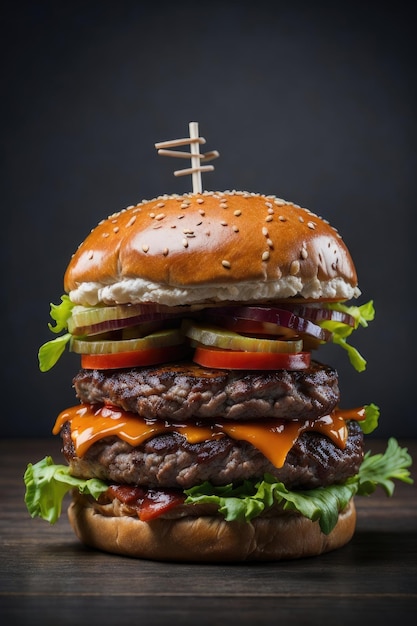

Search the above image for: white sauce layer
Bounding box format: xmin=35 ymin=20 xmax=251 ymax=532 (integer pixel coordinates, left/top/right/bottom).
xmin=69 ymin=276 xmax=360 ymax=306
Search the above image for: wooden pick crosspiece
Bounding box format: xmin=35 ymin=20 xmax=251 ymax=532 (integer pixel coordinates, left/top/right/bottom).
xmin=155 ymin=122 xmax=219 ymax=193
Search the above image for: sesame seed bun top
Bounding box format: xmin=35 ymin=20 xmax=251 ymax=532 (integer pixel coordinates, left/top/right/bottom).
xmin=64 ymin=190 xmax=359 ymax=307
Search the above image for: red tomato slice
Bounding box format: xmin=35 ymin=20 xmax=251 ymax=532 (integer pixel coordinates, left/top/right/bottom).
xmin=81 ymin=344 xmax=189 ymax=370
xmin=193 ymin=346 xmax=311 ymax=370
xmin=107 ymin=484 xmax=146 ymax=504
xmin=106 ymin=485 xmax=185 ymax=521
xmin=138 ymin=489 xmax=186 ymax=522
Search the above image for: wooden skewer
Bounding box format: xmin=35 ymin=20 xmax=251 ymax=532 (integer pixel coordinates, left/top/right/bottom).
xmin=157 ymin=149 xmax=205 ymax=159
xmin=189 ymin=122 xmax=202 ymax=193
xmin=174 ymin=165 xmax=214 ymax=177
xmin=155 ymin=136 xmax=205 ymax=149
xmin=155 ymin=122 xmax=219 ymax=193
xmin=158 ymin=149 xmax=219 ymax=161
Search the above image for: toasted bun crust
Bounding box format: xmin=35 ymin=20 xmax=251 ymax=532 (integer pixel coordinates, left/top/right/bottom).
xmin=64 ymin=191 xmax=359 ymax=307
xmin=67 ymin=493 xmax=356 ymax=562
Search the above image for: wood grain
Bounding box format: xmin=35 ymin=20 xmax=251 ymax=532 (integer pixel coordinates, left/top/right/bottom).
xmin=1 ymin=438 xmax=416 ymax=625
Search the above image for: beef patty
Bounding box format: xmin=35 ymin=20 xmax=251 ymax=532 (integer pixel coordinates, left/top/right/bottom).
xmin=61 ymin=420 xmax=363 ymax=490
xmin=73 ymin=359 xmax=339 ymax=422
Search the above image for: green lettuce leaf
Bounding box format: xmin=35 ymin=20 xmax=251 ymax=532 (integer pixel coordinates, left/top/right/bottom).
xmin=24 ymin=443 xmax=412 ymax=534
xmin=48 ymin=295 xmax=74 ymax=333
xmin=24 ymin=456 xmax=108 ymax=524
xmin=185 ymin=438 xmax=413 ymax=534
xmin=320 ymin=300 xmax=375 ymax=372
xmin=352 ymin=438 xmax=414 ymax=497
xmin=38 ymin=333 xmax=71 ymax=372
xmin=38 ymin=295 xmax=75 ymax=371
xmin=360 ymin=403 xmax=380 ymax=435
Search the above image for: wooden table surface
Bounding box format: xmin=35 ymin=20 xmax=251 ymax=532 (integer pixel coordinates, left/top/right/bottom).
xmin=1 ymin=437 xmax=416 ymax=625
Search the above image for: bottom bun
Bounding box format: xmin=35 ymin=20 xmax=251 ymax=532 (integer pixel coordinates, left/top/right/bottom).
xmin=67 ymin=492 xmax=356 ymax=562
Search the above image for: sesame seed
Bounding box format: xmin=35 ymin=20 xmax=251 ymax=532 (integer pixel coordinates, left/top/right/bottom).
xmin=177 ymin=215 xmax=185 ymax=219
xmin=199 ymin=209 xmax=205 ymax=216
xmin=149 ymin=213 xmax=155 ymax=219
xmin=262 ymin=251 xmax=270 ymax=261
xmin=222 ymin=260 xmax=231 ymax=268
xmin=265 ymin=202 xmax=273 ymax=209
xmin=182 ymin=238 xmax=189 ymax=248
xmin=142 ymin=244 xmax=149 ymax=253
xmin=220 ymin=220 xmax=228 ymax=226
xmin=113 ymin=226 xmax=119 ymax=233
xmin=299 ymin=216 xmax=304 ymax=223
xmin=262 ymin=226 xmax=269 ymax=237
xmin=307 ymin=221 xmax=316 ymax=230
xmin=278 ymin=215 xmax=286 ymax=222
xmin=267 ymin=208 xmax=274 ymax=215
xmin=290 ymin=260 xmax=300 ymax=275
xmin=220 ymin=202 xmax=228 ymax=209
xmin=232 ymin=225 xmax=239 ymax=232
xmin=181 ymin=202 xmax=189 ymax=209
xmin=300 ymin=248 xmax=308 ymax=259
xmin=126 ymin=215 xmax=137 ymax=227
xmin=102 ymin=233 xmax=109 ymax=238
xmin=274 ymin=198 xmax=286 ymax=206
xmin=156 ymin=202 xmax=165 ymax=208
xmin=155 ymin=213 xmax=166 ymax=221
xmin=163 ymin=248 xmax=169 ymax=256
xmin=152 ymin=224 xmax=162 ymax=229
xmin=183 ymin=228 xmax=194 ymax=234
xmin=267 ymin=238 xmax=273 ymax=248
xmin=88 ymin=251 xmax=94 ymax=260
xmin=233 ymin=210 xmax=241 ymax=216
xmin=197 ymin=198 xmax=204 ymax=204
xmin=265 ymin=215 xmax=273 ymax=222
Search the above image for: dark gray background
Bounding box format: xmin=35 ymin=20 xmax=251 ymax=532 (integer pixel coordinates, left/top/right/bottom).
xmin=2 ymin=1 xmax=415 ymax=437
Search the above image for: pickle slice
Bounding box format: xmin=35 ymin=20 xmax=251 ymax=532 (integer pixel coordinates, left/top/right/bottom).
xmin=183 ymin=322 xmax=303 ymax=354
xmin=70 ymin=328 xmax=184 ymax=355
xmin=68 ymin=303 xmax=179 ymax=336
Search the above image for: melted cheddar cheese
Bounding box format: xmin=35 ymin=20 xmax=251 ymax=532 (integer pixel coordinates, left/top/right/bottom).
xmin=53 ymin=404 xmax=365 ymax=469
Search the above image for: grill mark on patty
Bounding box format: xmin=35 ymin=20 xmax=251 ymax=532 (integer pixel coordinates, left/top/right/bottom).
xmin=73 ymin=360 xmax=339 ymax=422
xmin=61 ymin=420 xmax=363 ymax=491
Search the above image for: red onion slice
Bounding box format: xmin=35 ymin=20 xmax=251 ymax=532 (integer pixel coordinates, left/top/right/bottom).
xmin=202 ymin=306 xmax=332 ymax=342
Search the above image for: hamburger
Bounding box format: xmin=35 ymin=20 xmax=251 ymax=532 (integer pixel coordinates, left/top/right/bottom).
xmin=25 ymin=189 xmax=412 ymax=561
